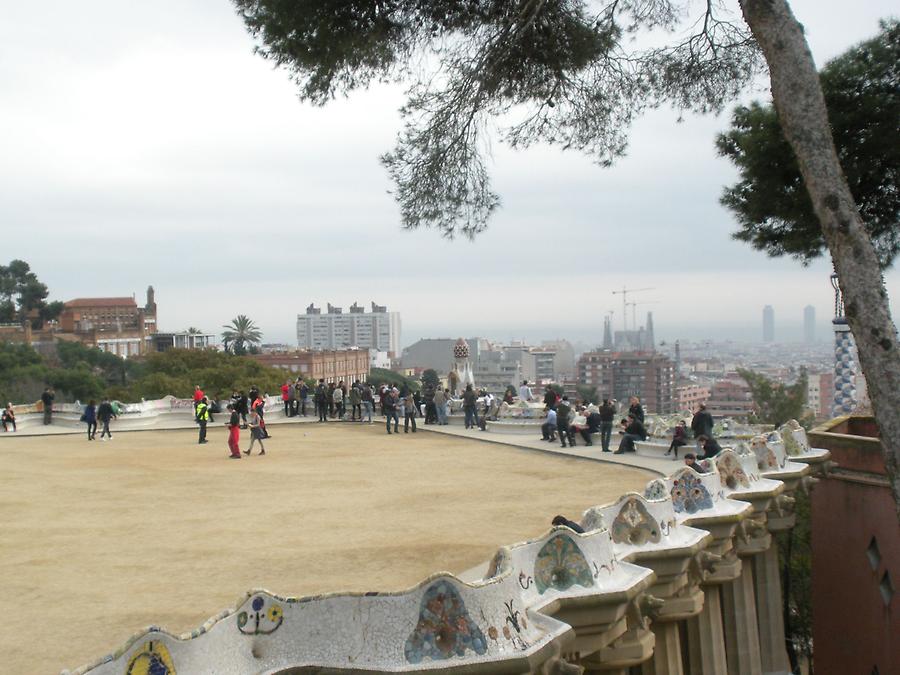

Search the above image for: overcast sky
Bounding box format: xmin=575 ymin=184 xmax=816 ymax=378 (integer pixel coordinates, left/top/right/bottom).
xmin=1 ymin=0 xmax=897 ymax=348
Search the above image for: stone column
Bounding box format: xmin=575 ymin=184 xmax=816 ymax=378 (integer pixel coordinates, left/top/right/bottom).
xmin=754 ymin=546 xmax=791 ymax=675
xmin=686 ymin=586 xmax=727 ymax=675
xmin=721 ymin=562 xmax=762 ymax=675
xmin=641 ymin=622 xmax=682 ymax=675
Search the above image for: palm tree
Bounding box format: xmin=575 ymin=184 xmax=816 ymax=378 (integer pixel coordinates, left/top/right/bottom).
xmin=187 ymin=326 xmax=203 ymax=335
xmin=221 ymin=315 xmax=262 ymax=355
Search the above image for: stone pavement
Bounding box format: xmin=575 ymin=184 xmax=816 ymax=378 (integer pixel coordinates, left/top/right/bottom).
xmin=420 ymin=422 xmax=676 ymax=477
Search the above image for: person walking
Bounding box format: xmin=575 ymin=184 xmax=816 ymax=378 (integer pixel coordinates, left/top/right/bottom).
xmin=598 ymin=398 xmax=615 ymax=452
xmin=41 ymin=387 xmax=54 ymax=425
xmin=196 ymin=396 xmax=211 ymax=444
xmin=97 ymin=398 xmax=116 ymax=440
xmin=243 ymin=410 xmax=266 ymax=456
xmin=349 ymin=382 xmax=361 ymax=421
xmin=382 ymin=388 xmax=399 ymax=434
xmin=82 ymin=400 xmax=97 ymax=440
xmin=462 ymin=384 xmax=479 ymax=429
xmin=691 ymin=403 xmax=715 ymax=453
xmin=225 ymin=404 xmax=242 ymax=459
xmin=403 ymin=391 xmax=418 ymax=433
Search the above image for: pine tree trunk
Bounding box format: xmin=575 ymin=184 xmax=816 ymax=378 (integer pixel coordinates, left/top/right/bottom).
xmin=739 ymin=0 xmax=900 ymax=521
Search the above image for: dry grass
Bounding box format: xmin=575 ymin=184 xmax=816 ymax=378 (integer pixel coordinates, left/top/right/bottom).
xmin=0 ymin=423 xmax=652 ymax=673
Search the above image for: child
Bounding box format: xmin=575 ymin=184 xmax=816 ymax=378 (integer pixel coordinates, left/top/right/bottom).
xmin=244 ymin=410 xmax=266 ymax=456
xmin=2 ymin=402 xmax=16 ymax=432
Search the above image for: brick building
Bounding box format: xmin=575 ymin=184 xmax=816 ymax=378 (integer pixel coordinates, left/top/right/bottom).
xmin=577 ymin=351 xmax=676 ymax=414
xmin=251 ymin=349 xmax=370 ymax=384
xmin=706 ymin=377 xmax=754 ymax=418
xmin=56 ymin=287 xmax=158 ymax=357
xmin=674 ymin=383 xmax=710 ymax=413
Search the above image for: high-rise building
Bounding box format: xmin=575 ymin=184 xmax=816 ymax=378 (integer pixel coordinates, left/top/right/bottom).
xmin=576 ymin=351 xmax=676 ymax=413
xmin=763 ymin=305 xmax=775 ymax=343
xmin=297 ymin=302 xmax=401 ymax=356
xmin=804 ymin=305 xmax=816 ymax=344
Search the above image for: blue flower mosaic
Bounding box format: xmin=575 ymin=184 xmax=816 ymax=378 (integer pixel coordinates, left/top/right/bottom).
xmin=533 ymin=533 xmax=594 ymax=594
xmin=643 ymin=479 xmax=668 ymax=501
xmin=404 ymin=580 xmax=487 ymax=663
xmin=670 ymin=470 xmax=714 ymax=514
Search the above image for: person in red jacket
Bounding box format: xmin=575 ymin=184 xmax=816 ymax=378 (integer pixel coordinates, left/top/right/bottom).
xmin=280 ymin=381 xmax=291 ymax=416
xmin=192 ymin=385 xmax=204 ymax=412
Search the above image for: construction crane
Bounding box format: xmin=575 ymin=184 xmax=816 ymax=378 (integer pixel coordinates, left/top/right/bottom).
xmin=611 ymin=287 xmax=654 ymax=331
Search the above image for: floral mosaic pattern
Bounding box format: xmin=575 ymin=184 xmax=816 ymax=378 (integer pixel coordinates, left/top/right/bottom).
xmin=125 ymin=640 xmax=175 ymax=675
xmin=643 ymin=479 xmax=668 ymax=501
xmin=404 ymin=580 xmax=488 ymax=663
xmin=237 ymin=595 xmax=283 ymax=636
xmin=670 ymin=469 xmax=714 ymax=514
xmin=533 ymin=533 xmax=594 ymax=594
xmin=717 ymin=452 xmax=751 ymax=490
xmin=611 ymin=496 xmax=661 ymax=546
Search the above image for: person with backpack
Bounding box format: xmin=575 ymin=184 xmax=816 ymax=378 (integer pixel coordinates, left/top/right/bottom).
xmin=361 ymin=384 xmax=374 ymax=423
xmin=196 ymin=396 xmax=211 ymax=444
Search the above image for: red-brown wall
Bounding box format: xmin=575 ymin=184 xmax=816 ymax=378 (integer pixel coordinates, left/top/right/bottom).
xmin=809 ymin=419 xmax=899 ymax=674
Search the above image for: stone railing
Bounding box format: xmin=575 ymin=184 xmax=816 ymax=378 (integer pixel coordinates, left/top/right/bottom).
xmin=6 ymin=395 xmax=284 ymax=431
xmin=61 ymin=428 xmax=832 ymax=675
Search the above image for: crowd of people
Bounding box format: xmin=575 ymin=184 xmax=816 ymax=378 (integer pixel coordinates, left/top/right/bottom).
xmin=13 ymin=376 xmax=725 ymax=472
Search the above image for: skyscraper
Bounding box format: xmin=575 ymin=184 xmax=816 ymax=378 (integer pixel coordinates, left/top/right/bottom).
xmin=804 ymin=305 xmax=816 ymax=344
xmin=763 ymin=305 xmax=775 ymax=343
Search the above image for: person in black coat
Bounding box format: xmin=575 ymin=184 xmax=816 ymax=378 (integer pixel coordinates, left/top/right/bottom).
xmin=691 ymin=403 xmax=714 ymax=450
xmin=97 ymin=398 xmax=116 ymax=440
xmin=598 ymin=399 xmax=616 ymax=452
xmin=579 ymin=410 xmax=602 ymax=446
xmin=697 ymin=435 xmax=723 ymax=460
xmin=628 ymin=396 xmax=644 ymax=424
xmin=615 ymin=415 xmax=647 ymax=454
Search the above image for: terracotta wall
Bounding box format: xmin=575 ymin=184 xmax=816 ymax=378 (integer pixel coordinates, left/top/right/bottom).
xmin=809 ymin=418 xmax=898 ymax=674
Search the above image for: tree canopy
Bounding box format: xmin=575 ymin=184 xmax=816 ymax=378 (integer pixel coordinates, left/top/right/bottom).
xmin=718 ymin=20 xmax=900 ymax=267
xmin=737 ymin=367 xmax=810 ymax=428
xmin=0 ymin=259 xmax=62 ymax=327
xmin=222 ymin=314 xmax=262 ymax=355
xmin=233 ymin=0 xmax=762 ymax=237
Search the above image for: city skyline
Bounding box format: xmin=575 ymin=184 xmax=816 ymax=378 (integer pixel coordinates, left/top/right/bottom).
xmin=1 ymin=0 xmax=897 ymax=349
